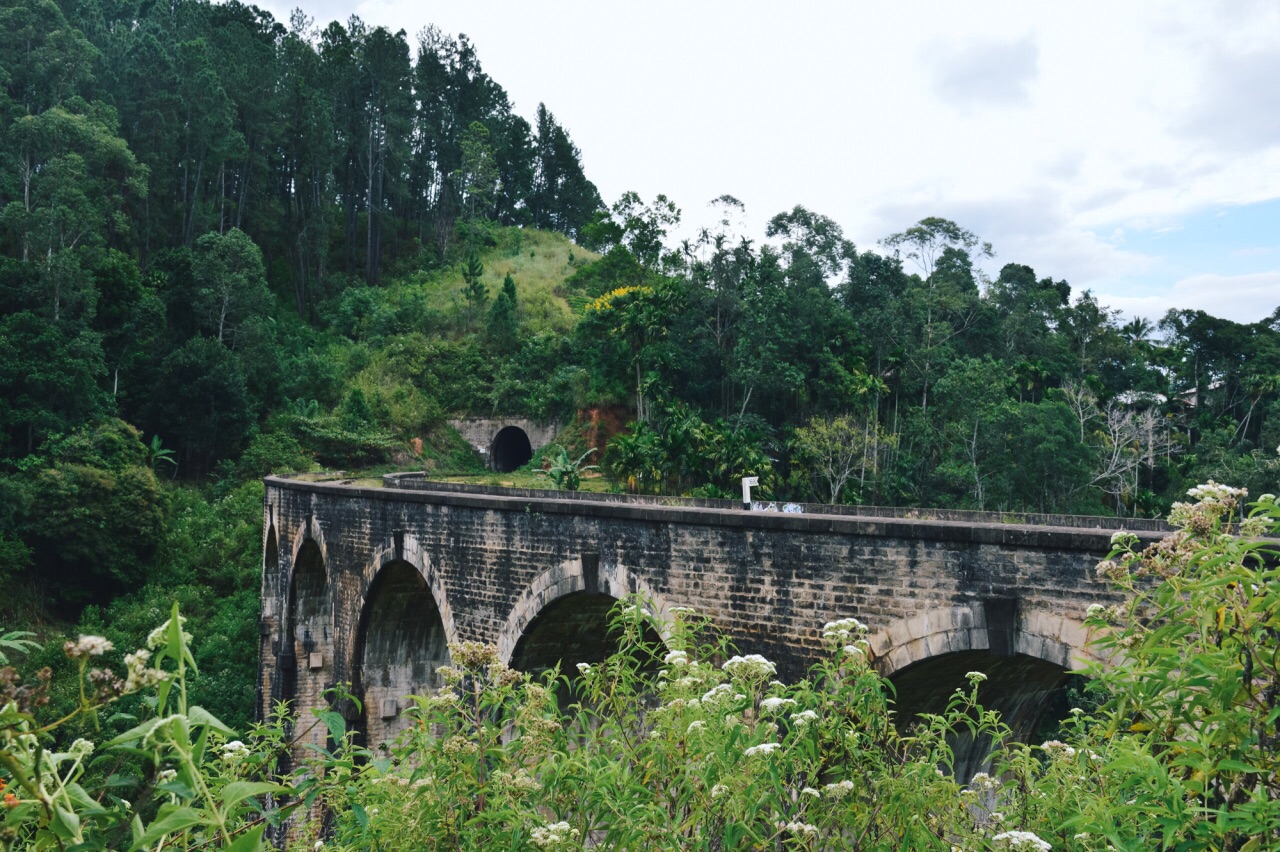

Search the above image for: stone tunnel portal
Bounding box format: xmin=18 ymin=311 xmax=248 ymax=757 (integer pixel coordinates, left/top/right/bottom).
xmin=890 ymin=650 xmax=1074 ymax=782
xmin=355 ymin=560 xmax=450 ymax=748
xmin=490 ymin=426 xmax=533 ymax=473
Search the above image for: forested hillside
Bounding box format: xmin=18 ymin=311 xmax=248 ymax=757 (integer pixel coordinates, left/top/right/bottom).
xmin=2 ymin=0 xmax=1280 ymax=731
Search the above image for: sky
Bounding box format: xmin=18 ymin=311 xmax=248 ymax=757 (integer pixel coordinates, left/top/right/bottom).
xmin=255 ymin=0 xmax=1280 ymax=325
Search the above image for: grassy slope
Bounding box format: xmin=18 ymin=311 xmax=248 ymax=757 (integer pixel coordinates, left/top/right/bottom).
xmin=408 ymin=228 xmax=598 ymax=337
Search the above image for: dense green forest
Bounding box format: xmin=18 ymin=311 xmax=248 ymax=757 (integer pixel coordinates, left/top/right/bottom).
xmin=2 ymin=0 xmax=1280 ymax=732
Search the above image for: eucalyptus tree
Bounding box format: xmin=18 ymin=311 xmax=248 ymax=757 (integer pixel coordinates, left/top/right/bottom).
xmin=530 ymin=103 xmax=602 ymax=238
xmin=277 ymin=10 xmax=336 ymax=319
xmin=880 ymin=217 xmax=993 ymax=412
xmin=359 ymin=25 xmax=413 ymax=283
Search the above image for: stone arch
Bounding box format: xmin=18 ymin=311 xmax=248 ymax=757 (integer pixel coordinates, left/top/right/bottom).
xmin=490 ymin=425 xmax=533 ymax=472
xmin=281 ymin=519 xmax=334 ymax=762
xmin=260 ymin=522 xmax=280 ymax=714
xmin=868 ymin=604 xmax=1105 ymax=781
xmin=352 ymin=535 xmax=455 ymax=749
xmin=867 ymin=604 xmax=1102 ymax=678
xmin=500 ymin=558 xmax=672 ymax=702
xmin=497 ymin=557 xmax=674 ymax=666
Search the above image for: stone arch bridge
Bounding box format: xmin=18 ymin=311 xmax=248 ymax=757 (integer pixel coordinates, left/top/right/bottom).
xmin=258 ymin=474 xmax=1167 ymax=763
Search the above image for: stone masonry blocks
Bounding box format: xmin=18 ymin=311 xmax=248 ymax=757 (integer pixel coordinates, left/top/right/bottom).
xmin=260 ymin=477 xmax=1146 ymax=730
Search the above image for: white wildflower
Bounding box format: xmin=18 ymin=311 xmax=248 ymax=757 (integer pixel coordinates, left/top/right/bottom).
xmin=146 ymin=615 xmax=191 ymax=650
xmin=687 ymin=720 xmax=705 ymax=734
xmin=663 ymin=650 xmax=689 ymax=667
xmin=801 ymin=786 xmax=820 ymax=798
xmin=1041 ymin=740 xmax=1076 ymax=760
xmin=821 ymin=617 xmax=869 ymax=643
xmin=123 ymin=649 xmax=168 ymax=691
xmin=575 ymin=663 xmax=591 ymax=675
xmin=711 ymin=784 xmax=729 ymax=799
xmin=823 ymin=779 xmax=855 ymax=799
xmin=782 ymin=821 xmax=819 ymax=837
xmin=969 ymin=772 xmax=998 ymax=793
xmin=992 ymin=830 xmax=1051 ymax=850
xmin=1109 ymin=529 xmax=1137 ymax=546
xmin=66 ymin=635 xmax=113 ymax=658
xmin=722 ymin=654 xmax=776 ymax=680
xmin=157 ymin=769 xmax=178 ymax=784
xmin=760 ymin=696 xmax=796 ymax=714
xmin=222 ymin=740 xmax=250 ymax=764
xmin=966 ymin=671 xmax=987 ymax=683
xmin=530 ymin=821 xmax=580 ymax=848
xmin=791 ymin=709 xmax=819 ymax=728
xmin=701 ymin=683 xmax=734 ymax=703
xmin=743 ymin=742 xmax=781 ymax=757
xmin=1187 ymin=480 xmax=1246 ymax=502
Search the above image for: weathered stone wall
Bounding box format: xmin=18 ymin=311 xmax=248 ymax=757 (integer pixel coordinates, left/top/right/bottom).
xmin=259 ymin=475 xmax=1154 ymax=750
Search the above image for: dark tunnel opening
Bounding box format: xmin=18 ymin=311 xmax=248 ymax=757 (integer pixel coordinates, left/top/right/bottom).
xmin=491 ymin=425 xmax=533 ymax=472
xmin=889 ymin=649 xmax=1077 ymax=783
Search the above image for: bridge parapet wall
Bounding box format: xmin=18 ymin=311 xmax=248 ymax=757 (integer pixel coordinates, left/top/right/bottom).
xmin=383 ymin=473 xmax=1172 ymax=533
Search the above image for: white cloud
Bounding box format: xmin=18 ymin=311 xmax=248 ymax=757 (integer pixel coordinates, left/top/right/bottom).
xmin=926 ymin=35 xmax=1039 ymax=110
xmin=1096 ymin=271 xmax=1280 ymax=324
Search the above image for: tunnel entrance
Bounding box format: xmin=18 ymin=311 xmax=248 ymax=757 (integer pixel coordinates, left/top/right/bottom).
xmin=355 ymin=560 xmax=450 ymax=749
xmin=890 ymin=650 xmax=1073 ymax=782
xmin=490 ymin=426 xmax=533 ymax=472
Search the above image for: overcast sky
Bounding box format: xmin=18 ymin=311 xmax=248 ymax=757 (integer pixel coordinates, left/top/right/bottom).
xmin=256 ymin=0 xmax=1280 ymax=325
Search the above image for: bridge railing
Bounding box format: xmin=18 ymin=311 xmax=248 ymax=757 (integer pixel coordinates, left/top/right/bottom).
xmin=380 ymin=472 xmax=1172 ymax=533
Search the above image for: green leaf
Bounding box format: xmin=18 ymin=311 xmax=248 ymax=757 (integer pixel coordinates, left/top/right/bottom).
xmin=221 ymin=824 xmax=266 ymax=852
xmin=129 ymin=806 xmax=207 ymax=851
xmin=103 ymin=715 xmax=168 ymax=748
xmin=1216 ymin=758 xmax=1261 ymax=773
xmin=63 ymin=781 xmax=107 ymax=816
xmin=156 ymin=779 xmax=197 ymax=800
xmin=315 ymin=708 xmax=346 ymax=743
xmin=193 ymin=716 xmax=210 ymax=765
xmin=189 ymin=705 xmax=235 ymax=737
xmin=220 ymin=781 xmax=286 ymax=811
xmin=50 ymin=805 xmax=81 ymax=842
xmin=102 ymin=772 xmax=144 ymax=789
